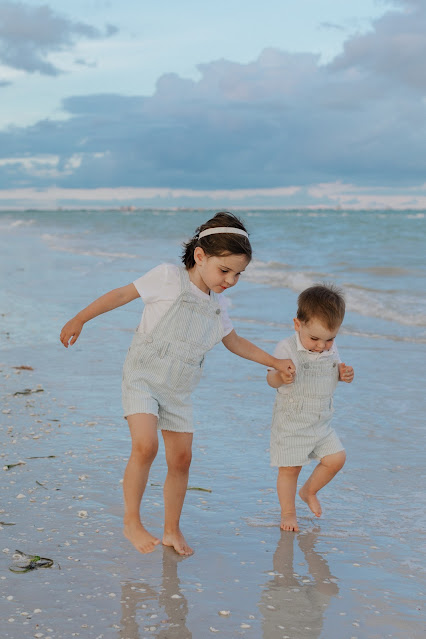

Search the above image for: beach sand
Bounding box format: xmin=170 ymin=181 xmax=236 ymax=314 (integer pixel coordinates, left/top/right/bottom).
xmin=1 ymin=334 xmax=425 ymax=639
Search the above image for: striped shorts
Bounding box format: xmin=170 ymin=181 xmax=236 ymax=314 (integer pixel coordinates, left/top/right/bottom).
xmin=270 ymin=396 xmax=344 ymax=467
xmin=122 ymin=333 xmax=204 ymax=433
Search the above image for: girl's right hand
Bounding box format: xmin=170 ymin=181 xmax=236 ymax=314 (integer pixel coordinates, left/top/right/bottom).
xmin=60 ymin=317 xmax=84 ymax=348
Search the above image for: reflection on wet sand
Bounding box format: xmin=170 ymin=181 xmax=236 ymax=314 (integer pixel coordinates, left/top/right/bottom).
xmin=259 ymin=530 xmax=338 ymax=639
xmin=118 ymin=548 xmax=192 ymax=639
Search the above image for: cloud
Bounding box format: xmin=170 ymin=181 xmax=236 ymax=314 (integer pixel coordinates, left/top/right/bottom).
xmin=0 ymin=0 xmax=425 ymax=197
xmin=319 ymin=22 xmax=345 ymax=32
xmin=0 ymin=1 xmax=118 ymax=75
xmin=330 ymin=0 xmax=426 ymax=91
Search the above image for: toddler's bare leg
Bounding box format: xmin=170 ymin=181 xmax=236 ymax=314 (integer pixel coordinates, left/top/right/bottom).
xmin=162 ymin=431 xmax=194 ymax=556
xmin=123 ymin=413 xmax=161 ymax=553
xmin=299 ymin=450 xmax=346 ymax=517
xmin=277 ymin=466 xmax=302 ymax=532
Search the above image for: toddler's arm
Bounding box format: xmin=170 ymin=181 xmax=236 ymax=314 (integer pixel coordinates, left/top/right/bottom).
xmin=60 ymin=283 xmax=140 ymax=347
xmin=338 ymin=362 xmax=354 ymax=383
xmin=267 ymin=367 xmax=295 ymax=387
xmin=222 ymin=330 xmax=295 ymax=382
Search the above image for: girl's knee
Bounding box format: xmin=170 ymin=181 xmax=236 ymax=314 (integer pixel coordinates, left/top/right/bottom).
xmin=132 ymin=439 xmax=159 ymax=463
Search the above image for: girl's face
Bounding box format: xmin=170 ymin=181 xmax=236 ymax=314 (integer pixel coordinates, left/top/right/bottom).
xmin=191 ymin=248 xmax=250 ymax=294
xmin=294 ymin=317 xmax=340 ymax=353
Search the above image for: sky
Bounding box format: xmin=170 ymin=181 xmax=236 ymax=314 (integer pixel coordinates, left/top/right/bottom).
xmin=1 ymin=0 xmax=426 ymax=210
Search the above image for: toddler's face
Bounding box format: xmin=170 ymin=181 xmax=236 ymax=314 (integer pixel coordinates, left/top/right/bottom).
xmin=294 ymin=317 xmax=340 ymax=353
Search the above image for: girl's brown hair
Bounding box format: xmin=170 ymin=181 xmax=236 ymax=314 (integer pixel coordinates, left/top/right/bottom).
xmin=181 ymin=211 xmax=252 ymax=269
xmin=297 ymin=284 xmax=346 ymax=330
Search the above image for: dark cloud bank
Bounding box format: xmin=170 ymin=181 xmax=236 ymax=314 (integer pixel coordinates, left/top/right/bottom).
xmin=0 ymin=0 xmax=425 ymax=191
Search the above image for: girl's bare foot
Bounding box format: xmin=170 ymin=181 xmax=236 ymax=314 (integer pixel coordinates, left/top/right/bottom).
xmin=299 ymin=487 xmax=322 ymax=517
xmin=280 ymin=511 xmax=299 ymax=532
xmin=123 ymin=520 xmax=161 ymax=553
xmin=162 ymin=529 xmax=194 ymax=556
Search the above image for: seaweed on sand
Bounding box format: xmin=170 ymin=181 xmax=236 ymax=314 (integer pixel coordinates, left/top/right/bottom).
xmin=9 ymin=549 xmax=58 ymax=573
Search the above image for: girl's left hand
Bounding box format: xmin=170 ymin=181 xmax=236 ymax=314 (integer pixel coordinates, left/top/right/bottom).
xmin=339 ymin=363 xmax=354 ymax=383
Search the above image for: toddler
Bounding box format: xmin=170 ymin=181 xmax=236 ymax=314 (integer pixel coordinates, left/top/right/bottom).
xmin=267 ymin=284 xmax=354 ymax=532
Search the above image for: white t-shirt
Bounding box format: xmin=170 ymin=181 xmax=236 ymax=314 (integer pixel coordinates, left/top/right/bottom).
xmin=133 ymin=263 xmax=234 ymax=336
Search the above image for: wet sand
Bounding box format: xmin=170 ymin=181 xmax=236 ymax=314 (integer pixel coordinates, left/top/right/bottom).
xmin=1 ymin=333 xmax=425 ymax=639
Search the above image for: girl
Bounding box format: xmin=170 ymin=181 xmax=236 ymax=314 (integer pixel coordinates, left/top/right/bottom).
xmin=60 ymin=212 xmax=295 ymax=556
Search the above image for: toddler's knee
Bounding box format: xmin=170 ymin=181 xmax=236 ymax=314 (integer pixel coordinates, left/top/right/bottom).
xmin=323 ymin=450 xmax=346 ymax=472
xmin=336 ymin=450 xmax=346 ymax=469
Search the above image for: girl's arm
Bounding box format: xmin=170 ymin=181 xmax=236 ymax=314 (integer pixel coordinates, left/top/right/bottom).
xmin=60 ymin=283 xmax=140 ymax=347
xmin=222 ymin=330 xmax=295 ymax=382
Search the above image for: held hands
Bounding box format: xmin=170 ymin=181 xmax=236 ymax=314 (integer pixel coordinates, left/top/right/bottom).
xmin=60 ymin=316 xmax=84 ymax=348
xmin=275 ymin=358 xmax=296 ymax=384
xmin=339 ymin=362 xmax=354 ymax=383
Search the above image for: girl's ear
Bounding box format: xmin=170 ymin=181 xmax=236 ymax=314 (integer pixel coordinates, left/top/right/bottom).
xmin=293 ymin=318 xmax=301 ymax=332
xmin=194 ymin=246 xmax=206 ymax=265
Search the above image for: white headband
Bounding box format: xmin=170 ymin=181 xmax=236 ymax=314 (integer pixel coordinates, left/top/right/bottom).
xmin=198 ymin=226 xmax=249 ymax=240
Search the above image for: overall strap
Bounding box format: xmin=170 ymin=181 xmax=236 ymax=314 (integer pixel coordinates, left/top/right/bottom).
xmin=289 ymin=334 xmax=298 ymax=351
xmin=142 ymin=266 xmax=190 ymax=341
xmin=286 ymin=334 xmax=298 ymax=359
xmin=178 ymin=266 xmax=191 ymax=293
xmin=209 ymin=289 xmax=220 ymax=306
xmin=178 ymin=266 xmax=220 ymax=309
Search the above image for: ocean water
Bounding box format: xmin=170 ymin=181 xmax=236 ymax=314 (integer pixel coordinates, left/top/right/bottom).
xmin=1 ymin=208 xmax=425 ymax=639
xmin=1 ymin=209 xmax=424 ymax=347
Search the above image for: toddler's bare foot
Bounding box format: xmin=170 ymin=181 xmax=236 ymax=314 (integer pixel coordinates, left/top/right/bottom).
xmin=280 ymin=511 xmax=299 ymax=532
xmin=123 ymin=520 xmax=161 ymax=554
xmin=299 ymin=487 xmax=322 ymax=517
xmin=162 ymin=528 xmax=194 ymax=556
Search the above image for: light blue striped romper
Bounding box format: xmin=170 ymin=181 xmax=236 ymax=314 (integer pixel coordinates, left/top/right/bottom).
xmin=122 ymin=266 xmax=225 ymax=432
xmin=270 ymin=335 xmax=344 ymax=467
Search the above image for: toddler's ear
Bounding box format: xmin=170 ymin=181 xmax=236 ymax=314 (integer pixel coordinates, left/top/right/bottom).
xmin=293 ymin=318 xmax=301 ymax=332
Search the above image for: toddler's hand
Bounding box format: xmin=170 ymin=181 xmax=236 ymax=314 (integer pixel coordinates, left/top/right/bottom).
xmin=275 ymin=359 xmax=296 ymax=384
xmin=339 ymin=362 xmax=354 ymax=383
xmin=60 ymin=317 xmax=84 ymax=348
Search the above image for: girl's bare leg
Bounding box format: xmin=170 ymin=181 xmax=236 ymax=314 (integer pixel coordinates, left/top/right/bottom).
xmin=299 ymin=450 xmax=346 ymax=517
xmin=123 ymin=413 xmax=161 ymax=553
xmin=277 ymin=466 xmax=302 ymax=532
xmin=162 ymin=430 xmax=194 ymax=556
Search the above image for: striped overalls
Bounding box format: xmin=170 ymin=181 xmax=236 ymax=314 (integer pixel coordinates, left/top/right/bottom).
xmin=270 ymin=335 xmax=344 ymax=467
xmin=122 ymin=266 xmax=225 ymax=432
